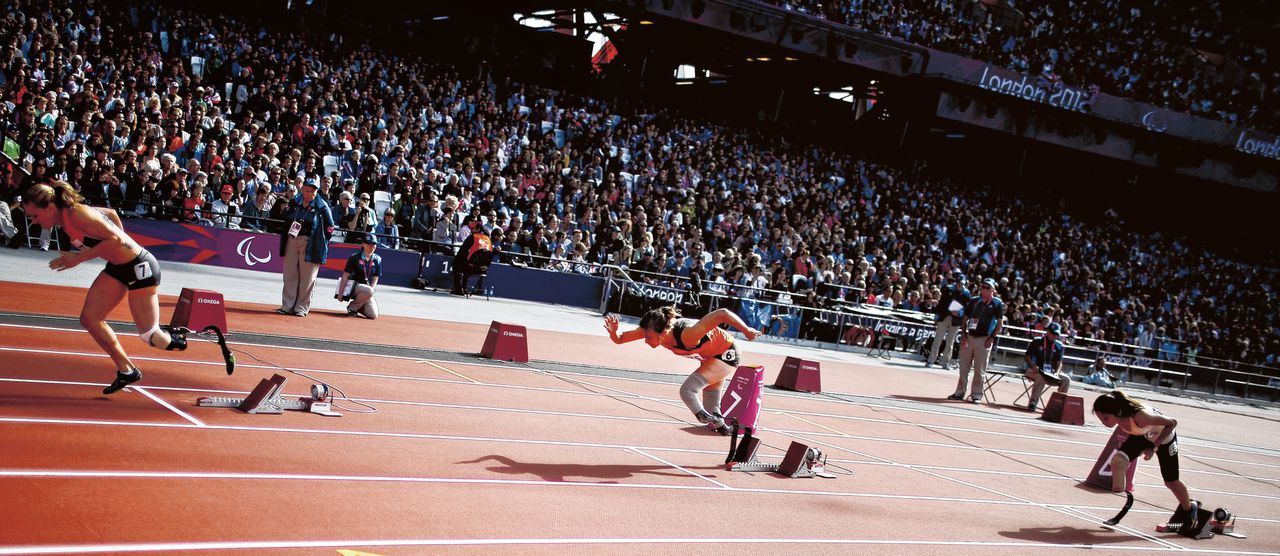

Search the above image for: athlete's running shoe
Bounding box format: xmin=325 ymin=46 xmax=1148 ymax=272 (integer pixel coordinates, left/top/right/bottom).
xmin=103 ymin=368 xmax=141 ymax=394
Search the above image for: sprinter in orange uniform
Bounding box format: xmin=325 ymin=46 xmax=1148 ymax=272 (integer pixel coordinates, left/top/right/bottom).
xmin=605 ymin=306 xmax=760 ymax=434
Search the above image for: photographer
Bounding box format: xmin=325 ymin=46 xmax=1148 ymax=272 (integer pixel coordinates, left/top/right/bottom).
xmin=432 ymin=195 xmax=460 ymax=254
xmin=336 ymin=233 xmax=382 ymax=319
xmin=266 ymin=186 xmax=296 ymax=234
xmin=374 ymin=208 xmax=400 ymax=250
xmin=341 ymin=192 xmax=376 ymax=240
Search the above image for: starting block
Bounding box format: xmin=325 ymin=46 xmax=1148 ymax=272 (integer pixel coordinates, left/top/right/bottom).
xmin=480 ymin=321 xmax=528 ymax=363
xmin=1085 ymin=428 xmax=1138 ymax=492
xmin=725 ymin=423 xmax=774 ymax=472
xmin=196 ymin=374 xmax=340 ymax=417
xmin=720 ymin=365 xmax=765 ymax=432
xmin=1155 ymin=502 xmax=1215 ymax=539
xmin=774 ymin=356 xmax=821 ymax=393
xmin=1041 ymin=391 xmax=1085 ymax=425
xmin=170 ymin=288 xmax=228 ymax=335
xmin=776 ymin=441 xmax=836 ymax=478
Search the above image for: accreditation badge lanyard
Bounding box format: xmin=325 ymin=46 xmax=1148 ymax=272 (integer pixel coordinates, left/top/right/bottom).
xmin=361 ymin=255 xmax=375 ymax=283
xmin=289 ymin=202 xmax=316 ymax=237
xmin=975 ymin=297 xmax=997 ymax=335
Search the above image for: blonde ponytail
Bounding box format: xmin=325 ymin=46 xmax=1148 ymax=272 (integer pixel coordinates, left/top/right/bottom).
xmin=23 ymin=180 xmax=83 ymax=210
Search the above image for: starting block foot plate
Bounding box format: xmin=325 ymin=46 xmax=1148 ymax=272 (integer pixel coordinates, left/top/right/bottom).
xmin=195 ymin=374 xmax=339 ymax=416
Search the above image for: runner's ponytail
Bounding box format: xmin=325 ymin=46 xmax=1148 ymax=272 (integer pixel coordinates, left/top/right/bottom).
xmin=639 ymin=305 xmax=681 ymax=333
xmin=1092 ymin=389 xmax=1144 ymax=418
xmin=23 ymin=180 xmax=83 ymax=210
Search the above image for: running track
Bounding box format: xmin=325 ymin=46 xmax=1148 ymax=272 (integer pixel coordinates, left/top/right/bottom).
xmin=1 ymin=282 xmax=1277 ymax=555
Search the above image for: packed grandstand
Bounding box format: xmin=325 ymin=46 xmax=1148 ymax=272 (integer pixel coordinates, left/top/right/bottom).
xmin=0 ymin=0 xmax=1275 ymax=383
xmin=770 ymin=0 xmax=1278 ymax=133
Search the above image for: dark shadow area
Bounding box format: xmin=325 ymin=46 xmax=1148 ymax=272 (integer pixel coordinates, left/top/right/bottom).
xmin=886 ymin=394 xmax=969 ymax=405
xmin=0 ymin=395 xmax=116 ymax=406
xmin=998 ymin=525 xmax=1156 ymax=546
xmin=458 ymin=454 xmax=722 ymax=483
xmin=680 ymin=425 xmax=729 ymax=437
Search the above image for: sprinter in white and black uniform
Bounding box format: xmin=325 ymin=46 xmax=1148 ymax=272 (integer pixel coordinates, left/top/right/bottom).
xmin=22 ymin=181 xmax=230 ymax=395
xmin=1093 ymin=389 xmax=1202 ymax=525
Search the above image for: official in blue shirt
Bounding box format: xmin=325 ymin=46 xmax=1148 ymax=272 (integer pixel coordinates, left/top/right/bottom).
xmin=1024 ymin=322 xmax=1070 ymax=411
xmin=277 ymin=180 xmax=335 ymax=317
xmin=950 ymin=277 xmax=1004 ymax=403
xmin=336 ymin=233 xmax=383 ymax=319
xmin=927 ymin=271 xmax=970 ymax=369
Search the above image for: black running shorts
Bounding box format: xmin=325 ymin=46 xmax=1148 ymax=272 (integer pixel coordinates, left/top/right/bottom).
xmin=103 ymin=249 xmax=162 ymax=291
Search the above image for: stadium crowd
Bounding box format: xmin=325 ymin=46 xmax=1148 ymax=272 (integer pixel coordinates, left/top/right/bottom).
xmin=0 ymin=0 xmax=1275 ymax=372
xmin=768 ymin=0 xmax=1279 ymax=134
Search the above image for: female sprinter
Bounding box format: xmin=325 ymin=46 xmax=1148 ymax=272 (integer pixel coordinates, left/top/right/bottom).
xmin=605 ymin=306 xmax=761 ymax=434
xmin=23 ymin=181 xmax=229 ymax=395
xmin=1093 ymin=390 xmax=1200 ymax=526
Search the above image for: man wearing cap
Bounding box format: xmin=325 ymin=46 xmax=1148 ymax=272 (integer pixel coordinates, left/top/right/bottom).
xmin=950 ymin=277 xmax=1004 ymax=403
xmin=1024 ymin=322 xmax=1069 ymax=411
xmin=278 ymin=180 xmax=334 ymax=317
xmin=210 ymin=184 xmax=240 ymax=229
xmin=927 ymin=271 xmax=970 ymax=369
xmin=707 ymin=263 xmax=728 ymax=294
xmin=336 ymin=233 xmax=382 ymax=319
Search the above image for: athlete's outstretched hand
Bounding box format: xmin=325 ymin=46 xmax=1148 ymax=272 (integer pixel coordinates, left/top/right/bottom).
xmin=603 ymin=314 xmax=620 ymax=338
xmin=741 ymin=326 xmax=761 ymax=341
xmin=49 ymin=252 xmax=83 ymax=272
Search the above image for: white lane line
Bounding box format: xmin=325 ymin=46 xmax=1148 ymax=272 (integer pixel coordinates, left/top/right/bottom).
xmin=0 ymin=346 xmax=645 ymax=400
xmin=0 ymin=322 xmax=522 ymax=371
xmin=130 ymin=386 xmax=206 ymax=427
xmin=0 ymin=468 xmax=1132 ymax=512
xmin=13 ymin=468 xmax=1279 ymax=528
xmin=11 ymin=536 xmax=1280 ymax=555
xmin=626 ymin=447 xmax=731 ymax=489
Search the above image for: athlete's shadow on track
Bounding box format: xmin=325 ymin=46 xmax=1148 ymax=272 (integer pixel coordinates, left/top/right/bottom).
xmin=998 ymin=525 xmax=1143 ymax=546
xmin=0 ymin=394 xmax=115 ymax=406
xmin=460 ymin=455 xmax=723 ymax=483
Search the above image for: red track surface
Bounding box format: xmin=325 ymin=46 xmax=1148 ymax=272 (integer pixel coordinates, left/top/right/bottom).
xmin=1 ymin=282 xmax=1277 ymax=555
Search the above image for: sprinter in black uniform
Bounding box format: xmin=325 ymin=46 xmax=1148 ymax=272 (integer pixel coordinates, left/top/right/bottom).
xmin=23 ymin=181 xmax=232 ymax=394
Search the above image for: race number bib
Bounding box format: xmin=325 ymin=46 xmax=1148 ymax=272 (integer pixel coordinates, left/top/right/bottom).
xmin=288 ymin=221 xmax=302 ymax=237
xmin=133 ymin=262 xmax=153 ymax=281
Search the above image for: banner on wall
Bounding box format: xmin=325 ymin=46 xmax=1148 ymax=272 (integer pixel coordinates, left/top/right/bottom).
xmin=119 ymin=219 xmax=604 ymax=307
xmin=927 ymin=51 xmax=1280 ymax=165
xmin=124 ymin=220 xmax=424 ymax=287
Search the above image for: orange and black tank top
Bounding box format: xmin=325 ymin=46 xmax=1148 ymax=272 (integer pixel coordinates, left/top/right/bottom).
xmin=667 ymin=318 xmax=734 ymax=360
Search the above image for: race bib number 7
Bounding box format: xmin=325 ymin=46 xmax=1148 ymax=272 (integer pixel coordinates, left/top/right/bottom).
xmin=133 ymin=262 xmax=153 ymax=281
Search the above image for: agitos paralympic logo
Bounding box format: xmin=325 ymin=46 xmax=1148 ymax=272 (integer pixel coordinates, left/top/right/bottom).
xmin=236 ymin=236 xmax=272 ymax=266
